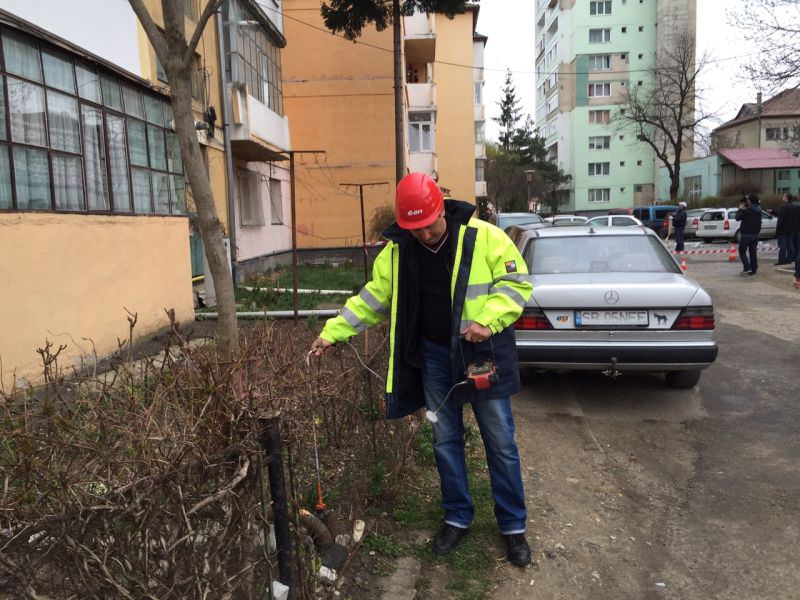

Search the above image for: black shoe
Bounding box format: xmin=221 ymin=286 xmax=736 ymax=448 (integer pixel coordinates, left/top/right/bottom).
xmin=504 ymin=534 xmax=531 ymax=567
xmin=740 ymin=270 xmax=751 ymax=276
xmin=432 ymin=524 xmax=469 ymax=556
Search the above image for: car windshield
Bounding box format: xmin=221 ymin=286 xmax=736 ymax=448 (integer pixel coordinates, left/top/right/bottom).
xmin=498 ymin=214 xmax=543 ymax=229
xmin=527 ymin=235 xmax=680 ymax=274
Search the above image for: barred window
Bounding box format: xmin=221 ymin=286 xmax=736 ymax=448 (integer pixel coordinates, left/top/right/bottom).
xmin=0 ymin=26 xmax=186 ymax=215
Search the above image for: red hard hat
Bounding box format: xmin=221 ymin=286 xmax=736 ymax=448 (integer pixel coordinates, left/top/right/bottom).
xmin=395 ymin=172 xmax=444 ymax=229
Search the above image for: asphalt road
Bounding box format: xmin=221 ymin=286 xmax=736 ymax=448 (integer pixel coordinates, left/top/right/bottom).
xmin=492 ymin=247 xmax=800 ymax=599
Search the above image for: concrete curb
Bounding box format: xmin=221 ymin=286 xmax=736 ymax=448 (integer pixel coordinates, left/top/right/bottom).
xmin=379 ymin=557 xmax=421 ymax=600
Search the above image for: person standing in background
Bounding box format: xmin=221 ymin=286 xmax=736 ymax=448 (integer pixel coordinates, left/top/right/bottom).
xmin=736 ymin=193 xmax=762 ymax=276
xmin=673 ymin=202 xmax=688 ymax=252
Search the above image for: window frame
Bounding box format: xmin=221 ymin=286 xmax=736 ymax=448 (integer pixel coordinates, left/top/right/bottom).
xmin=408 ymin=111 xmax=435 ymax=153
xmin=588 ymin=162 xmax=611 ymax=176
xmin=588 ymin=82 xmax=611 ymax=97
xmin=588 ymin=54 xmax=611 ymax=71
xmin=589 ymin=109 xmax=611 ymax=124
xmin=588 ymin=135 xmax=611 ymax=150
xmin=589 ymin=1 xmax=612 ymax=16
xmin=589 ymin=28 xmax=611 ymax=44
xmin=588 ymin=188 xmax=611 ymax=203
xmin=0 ymin=25 xmax=186 ymax=216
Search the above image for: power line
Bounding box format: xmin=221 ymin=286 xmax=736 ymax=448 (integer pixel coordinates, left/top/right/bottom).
xmin=258 ymin=2 xmax=800 ymax=77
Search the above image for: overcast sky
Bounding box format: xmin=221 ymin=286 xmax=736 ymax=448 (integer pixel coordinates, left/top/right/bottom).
xmin=476 ymin=0 xmax=759 ymax=144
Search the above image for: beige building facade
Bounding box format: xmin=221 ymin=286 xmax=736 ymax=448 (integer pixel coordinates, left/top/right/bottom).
xmin=0 ymin=10 xmax=193 ymax=389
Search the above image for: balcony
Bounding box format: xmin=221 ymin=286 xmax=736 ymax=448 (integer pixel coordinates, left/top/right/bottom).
xmin=229 ymin=85 xmax=291 ymax=160
xmin=407 ymin=82 xmax=437 ymax=110
xmin=474 ymin=104 xmax=485 ymax=121
xmin=404 ymin=12 xmax=436 ymax=63
xmin=475 ymin=143 xmax=486 ymax=159
xmin=409 ymin=151 xmax=437 ymax=177
xmin=475 ymin=180 xmax=487 ymax=197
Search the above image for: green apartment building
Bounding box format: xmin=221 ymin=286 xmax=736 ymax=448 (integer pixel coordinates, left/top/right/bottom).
xmin=534 ymin=0 xmax=696 ymax=213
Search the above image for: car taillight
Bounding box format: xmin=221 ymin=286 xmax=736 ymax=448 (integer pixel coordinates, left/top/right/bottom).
xmin=672 ymin=307 xmax=715 ymax=330
xmin=692 ymin=218 xmax=699 ymax=226
xmin=514 ymin=308 xmax=553 ymax=330
xmin=723 ymin=219 xmax=730 ymax=230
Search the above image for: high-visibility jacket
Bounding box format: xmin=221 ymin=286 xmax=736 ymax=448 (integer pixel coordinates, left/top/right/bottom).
xmin=320 ymin=200 xmax=532 ymax=419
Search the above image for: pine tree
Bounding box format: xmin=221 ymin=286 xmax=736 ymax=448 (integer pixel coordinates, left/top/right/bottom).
xmin=493 ymin=69 xmax=522 ymax=152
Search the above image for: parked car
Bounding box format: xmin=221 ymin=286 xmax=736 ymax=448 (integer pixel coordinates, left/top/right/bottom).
xmin=543 ymin=214 xmax=589 ymax=226
xmin=684 ymin=208 xmax=713 ymax=239
xmin=587 ymin=215 xmax=643 ymax=227
xmin=694 ymin=207 xmax=777 ymax=242
xmin=512 ymin=226 xmax=718 ymax=388
xmin=632 ymin=205 xmax=678 ymax=238
xmin=493 ymin=212 xmax=544 ymax=231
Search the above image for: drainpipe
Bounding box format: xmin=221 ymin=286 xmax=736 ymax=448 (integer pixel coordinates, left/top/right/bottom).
xmin=217 ymin=2 xmax=239 ymax=285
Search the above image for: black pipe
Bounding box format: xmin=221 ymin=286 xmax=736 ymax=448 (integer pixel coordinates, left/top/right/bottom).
xmin=260 ymin=417 xmax=294 ymax=597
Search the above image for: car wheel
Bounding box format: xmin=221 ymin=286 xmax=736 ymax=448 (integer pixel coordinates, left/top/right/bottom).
xmin=704 ymin=237 xmax=713 ymax=243
xmin=665 ymin=370 xmax=701 ymax=388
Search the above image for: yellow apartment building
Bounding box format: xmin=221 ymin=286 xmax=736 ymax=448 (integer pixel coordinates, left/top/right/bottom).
xmin=136 ymin=0 xmax=294 ymax=285
xmin=283 ymin=1 xmax=485 ymax=249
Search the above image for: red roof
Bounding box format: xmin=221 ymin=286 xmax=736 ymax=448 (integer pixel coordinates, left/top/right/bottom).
xmin=717 ymin=148 xmax=800 ymax=170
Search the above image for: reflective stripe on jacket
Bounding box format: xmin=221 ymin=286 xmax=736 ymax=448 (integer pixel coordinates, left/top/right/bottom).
xmin=319 ymin=200 xmax=533 ymax=419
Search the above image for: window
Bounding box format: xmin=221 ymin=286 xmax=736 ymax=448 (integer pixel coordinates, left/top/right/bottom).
xmin=638 ymin=53 xmax=643 ymax=59
xmin=588 ymin=135 xmax=610 ymax=149
xmin=590 ymin=1 xmax=612 ymax=15
xmin=638 ymin=25 xmax=644 ymax=31
xmin=13 ymin=147 xmax=51 ymax=209
xmin=588 ymin=54 xmax=611 ymax=70
xmin=589 ymin=109 xmax=610 ymax=124
xmin=588 ymin=188 xmax=611 ymax=203
xmin=637 ymin=160 xmax=642 ymax=166
xmin=588 ymin=82 xmax=611 ymax=97
xmin=0 ymin=25 xmax=185 ymax=216
xmin=684 ymin=175 xmax=702 ymax=201
xmin=588 ymin=162 xmax=610 ymax=176
xmin=475 ymin=121 xmax=485 ymax=144
xmin=81 ymin=106 xmax=109 ymax=210
xmin=409 ymin=112 xmax=434 ymax=152
xmin=766 ymin=127 xmax=789 ymax=141
xmin=238 ymin=169 xmax=264 ymax=226
xmin=8 ymin=78 xmax=47 ymax=146
xmin=2 ymin=30 xmax=42 ymax=81
xmin=589 ymin=28 xmax=611 ymax=43
xmin=778 ymin=170 xmax=790 ymax=180
xmin=475 ymin=159 xmax=485 ymax=182
xmin=232 ymin=1 xmax=284 ymax=114
xmin=634 ymin=184 xmax=643 ymax=192
xmin=269 ymin=178 xmax=283 ymax=224
xmin=619 ymin=161 xmax=625 ymax=167
xmin=621 ymin=26 xmax=627 ymax=33
xmin=474 ymin=82 xmax=483 ymax=105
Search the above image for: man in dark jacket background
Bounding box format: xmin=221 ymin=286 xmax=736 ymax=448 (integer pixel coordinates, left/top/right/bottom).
xmin=736 ymin=193 xmax=762 ymax=275
xmin=775 ymin=193 xmax=797 ymax=265
xmin=673 ymin=201 xmax=688 ymax=252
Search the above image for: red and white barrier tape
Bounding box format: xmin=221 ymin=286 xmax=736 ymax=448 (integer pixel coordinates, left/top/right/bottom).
xmin=673 ymin=244 xmax=779 ymax=255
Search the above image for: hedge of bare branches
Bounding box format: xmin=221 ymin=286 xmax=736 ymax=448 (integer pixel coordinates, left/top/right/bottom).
xmin=0 ymin=316 xmax=417 ymax=599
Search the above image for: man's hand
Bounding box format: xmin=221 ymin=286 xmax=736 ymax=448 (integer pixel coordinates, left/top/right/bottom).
xmin=311 ymin=337 xmax=335 ymax=357
xmin=461 ymin=322 xmax=492 ymax=343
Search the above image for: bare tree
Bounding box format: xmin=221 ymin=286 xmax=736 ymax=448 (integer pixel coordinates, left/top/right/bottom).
xmin=616 ymin=33 xmax=711 ymax=202
xmin=129 ymin=0 xmax=239 ymax=358
xmin=731 ymin=0 xmax=800 ymax=90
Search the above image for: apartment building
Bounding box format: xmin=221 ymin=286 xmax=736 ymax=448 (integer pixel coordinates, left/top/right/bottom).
xmin=0 ymin=8 xmax=194 ymax=389
xmin=405 ymin=5 xmax=482 ymax=202
xmin=534 ymin=0 xmax=696 ymax=212
xmin=135 ymin=0 xmax=292 ymax=282
xmin=283 ymin=1 xmax=484 ymax=249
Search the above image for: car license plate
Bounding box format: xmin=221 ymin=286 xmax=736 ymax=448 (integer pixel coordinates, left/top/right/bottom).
xmin=575 ymin=310 xmax=649 ymax=327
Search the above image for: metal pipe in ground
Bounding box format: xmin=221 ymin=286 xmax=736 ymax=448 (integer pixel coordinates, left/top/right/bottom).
xmin=196 ymin=309 xmax=339 ymax=320
xmin=260 ymin=417 xmax=294 ymax=598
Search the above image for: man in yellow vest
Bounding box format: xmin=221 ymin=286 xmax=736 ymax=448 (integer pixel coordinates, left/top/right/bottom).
xmin=311 ymin=173 xmax=533 ymax=566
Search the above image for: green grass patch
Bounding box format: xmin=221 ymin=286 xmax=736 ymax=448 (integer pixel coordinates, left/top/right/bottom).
xmin=234 ymin=286 xmax=350 ymax=312
xmin=249 ymin=264 xmax=366 ymax=293
xmin=364 ymin=532 xmax=404 ymax=558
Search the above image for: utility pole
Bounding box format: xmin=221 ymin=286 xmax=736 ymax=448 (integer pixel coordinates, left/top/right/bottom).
xmin=392 ymin=0 xmax=405 ymax=183
xmin=339 ymin=182 xmax=389 ymax=283
xmin=283 ymin=150 xmax=325 ymax=322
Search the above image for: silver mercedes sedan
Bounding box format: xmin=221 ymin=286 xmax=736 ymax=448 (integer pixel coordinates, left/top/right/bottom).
xmin=511 ymin=225 xmax=718 ymax=388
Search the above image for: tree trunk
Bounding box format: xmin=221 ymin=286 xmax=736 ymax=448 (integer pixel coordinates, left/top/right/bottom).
xmin=169 ymin=71 xmax=240 ymax=358
xmin=392 ymin=0 xmax=405 ymax=183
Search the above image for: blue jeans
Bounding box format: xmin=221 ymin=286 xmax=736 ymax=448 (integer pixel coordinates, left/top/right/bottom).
xmin=739 ymin=234 xmax=759 ymax=273
xmin=778 ymin=234 xmax=797 ymax=264
xmin=421 ymin=338 xmax=527 ymax=534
